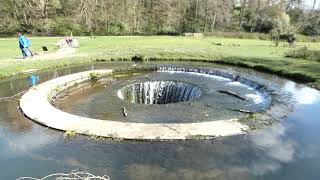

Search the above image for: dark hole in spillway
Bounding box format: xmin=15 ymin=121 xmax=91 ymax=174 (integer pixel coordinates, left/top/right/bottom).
xmin=118 ymin=81 xmax=202 ymax=104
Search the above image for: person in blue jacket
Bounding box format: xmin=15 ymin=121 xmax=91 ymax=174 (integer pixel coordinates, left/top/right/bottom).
xmin=17 ymin=32 xmax=33 ymax=58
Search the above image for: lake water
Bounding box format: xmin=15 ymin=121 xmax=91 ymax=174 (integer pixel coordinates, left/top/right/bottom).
xmin=0 ymin=62 xmax=319 ymax=180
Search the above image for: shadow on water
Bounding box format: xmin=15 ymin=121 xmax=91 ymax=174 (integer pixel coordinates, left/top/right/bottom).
xmin=0 ymin=61 xmax=319 ymax=179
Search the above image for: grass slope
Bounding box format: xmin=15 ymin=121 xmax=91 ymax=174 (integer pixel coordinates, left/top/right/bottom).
xmin=0 ymin=36 xmax=319 ymax=89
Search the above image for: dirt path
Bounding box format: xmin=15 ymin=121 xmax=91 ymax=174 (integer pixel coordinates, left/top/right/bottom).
xmin=0 ymin=48 xmax=87 ymax=68
xmin=27 ymin=48 xmax=86 ymax=60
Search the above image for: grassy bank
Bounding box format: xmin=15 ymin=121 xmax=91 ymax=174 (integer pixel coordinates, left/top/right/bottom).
xmin=204 ymin=31 xmax=320 ymax=42
xmin=0 ymin=36 xmax=319 ymax=89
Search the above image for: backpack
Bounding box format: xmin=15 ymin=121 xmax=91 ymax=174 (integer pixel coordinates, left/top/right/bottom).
xmin=25 ymin=38 xmax=31 ymax=47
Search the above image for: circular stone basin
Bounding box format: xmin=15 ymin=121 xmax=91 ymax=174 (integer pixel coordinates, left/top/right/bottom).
xmin=118 ymin=81 xmax=201 ymax=104
xmin=19 ymin=67 xmax=293 ymax=140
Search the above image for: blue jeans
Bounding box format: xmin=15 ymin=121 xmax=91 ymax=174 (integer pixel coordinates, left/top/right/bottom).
xmin=21 ymin=48 xmax=32 ymax=58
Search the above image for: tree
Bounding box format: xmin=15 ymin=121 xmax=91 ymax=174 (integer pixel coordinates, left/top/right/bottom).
xmin=0 ymin=0 xmax=319 ymax=36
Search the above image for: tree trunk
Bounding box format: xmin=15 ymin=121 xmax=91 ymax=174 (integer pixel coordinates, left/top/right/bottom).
xmin=212 ymin=11 xmax=217 ymax=31
xmin=238 ymin=0 xmax=247 ymax=30
xmin=195 ymin=0 xmax=199 ymax=19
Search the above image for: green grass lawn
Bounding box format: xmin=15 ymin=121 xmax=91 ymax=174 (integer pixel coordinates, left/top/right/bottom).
xmin=0 ymin=36 xmax=319 ymax=89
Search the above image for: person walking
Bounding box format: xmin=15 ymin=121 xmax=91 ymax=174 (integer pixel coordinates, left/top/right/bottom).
xmin=17 ymin=32 xmax=33 ymax=58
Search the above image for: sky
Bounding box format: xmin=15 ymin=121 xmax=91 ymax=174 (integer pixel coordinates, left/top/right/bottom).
xmin=303 ymin=0 xmax=320 ymax=9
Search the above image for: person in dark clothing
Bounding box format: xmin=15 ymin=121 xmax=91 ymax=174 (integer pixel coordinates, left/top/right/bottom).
xmin=17 ymin=32 xmax=33 ymax=58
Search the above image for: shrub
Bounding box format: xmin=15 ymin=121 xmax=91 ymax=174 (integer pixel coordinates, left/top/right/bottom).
xmin=63 ymin=130 xmax=76 ymax=138
xmin=131 ymin=54 xmax=146 ymax=62
xmin=204 ymin=31 xmax=270 ymax=40
xmin=156 ymin=27 xmax=180 ymax=36
xmin=50 ymin=18 xmax=89 ymax=36
xmin=0 ymin=17 xmax=20 ymax=36
xmin=89 ymin=72 xmax=101 ymax=80
xmin=295 ymin=34 xmax=320 ymax=42
xmin=204 ymin=31 xmax=320 ymax=42
xmin=285 ymin=47 xmax=320 ymax=62
xmin=104 ymin=21 xmax=127 ymax=35
xmin=299 ymin=24 xmax=320 ymax=36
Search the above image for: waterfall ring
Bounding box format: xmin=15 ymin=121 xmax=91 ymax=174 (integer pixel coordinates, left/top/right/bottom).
xmin=119 ymin=81 xmax=202 ymax=104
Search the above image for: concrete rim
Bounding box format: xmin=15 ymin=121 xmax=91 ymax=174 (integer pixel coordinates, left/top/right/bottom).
xmin=19 ymin=69 xmax=248 ymax=140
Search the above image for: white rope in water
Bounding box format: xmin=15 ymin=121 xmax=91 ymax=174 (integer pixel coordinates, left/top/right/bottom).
xmin=16 ymin=170 xmax=110 ymax=180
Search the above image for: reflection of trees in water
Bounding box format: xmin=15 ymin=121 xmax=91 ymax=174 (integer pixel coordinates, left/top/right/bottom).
xmin=123 ymin=164 xmax=253 ymax=180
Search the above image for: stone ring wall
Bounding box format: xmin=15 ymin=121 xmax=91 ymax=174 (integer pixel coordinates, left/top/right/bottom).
xmin=19 ymin=69 xmax=248 ymax=140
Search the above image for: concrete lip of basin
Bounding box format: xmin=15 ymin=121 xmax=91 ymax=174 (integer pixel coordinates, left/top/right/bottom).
xmin=19 ymin=69 xmax=248 ymax=140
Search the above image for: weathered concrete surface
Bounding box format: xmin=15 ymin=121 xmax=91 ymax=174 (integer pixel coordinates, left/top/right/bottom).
xmin=20 ymin=69 xmax=248 ymax=140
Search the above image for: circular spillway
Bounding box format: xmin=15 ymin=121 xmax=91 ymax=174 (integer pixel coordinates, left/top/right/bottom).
xmin=19 ymin=66 xmax=292 ymax=140
xmin=118 ymin=81 xmax=201 ymax=104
